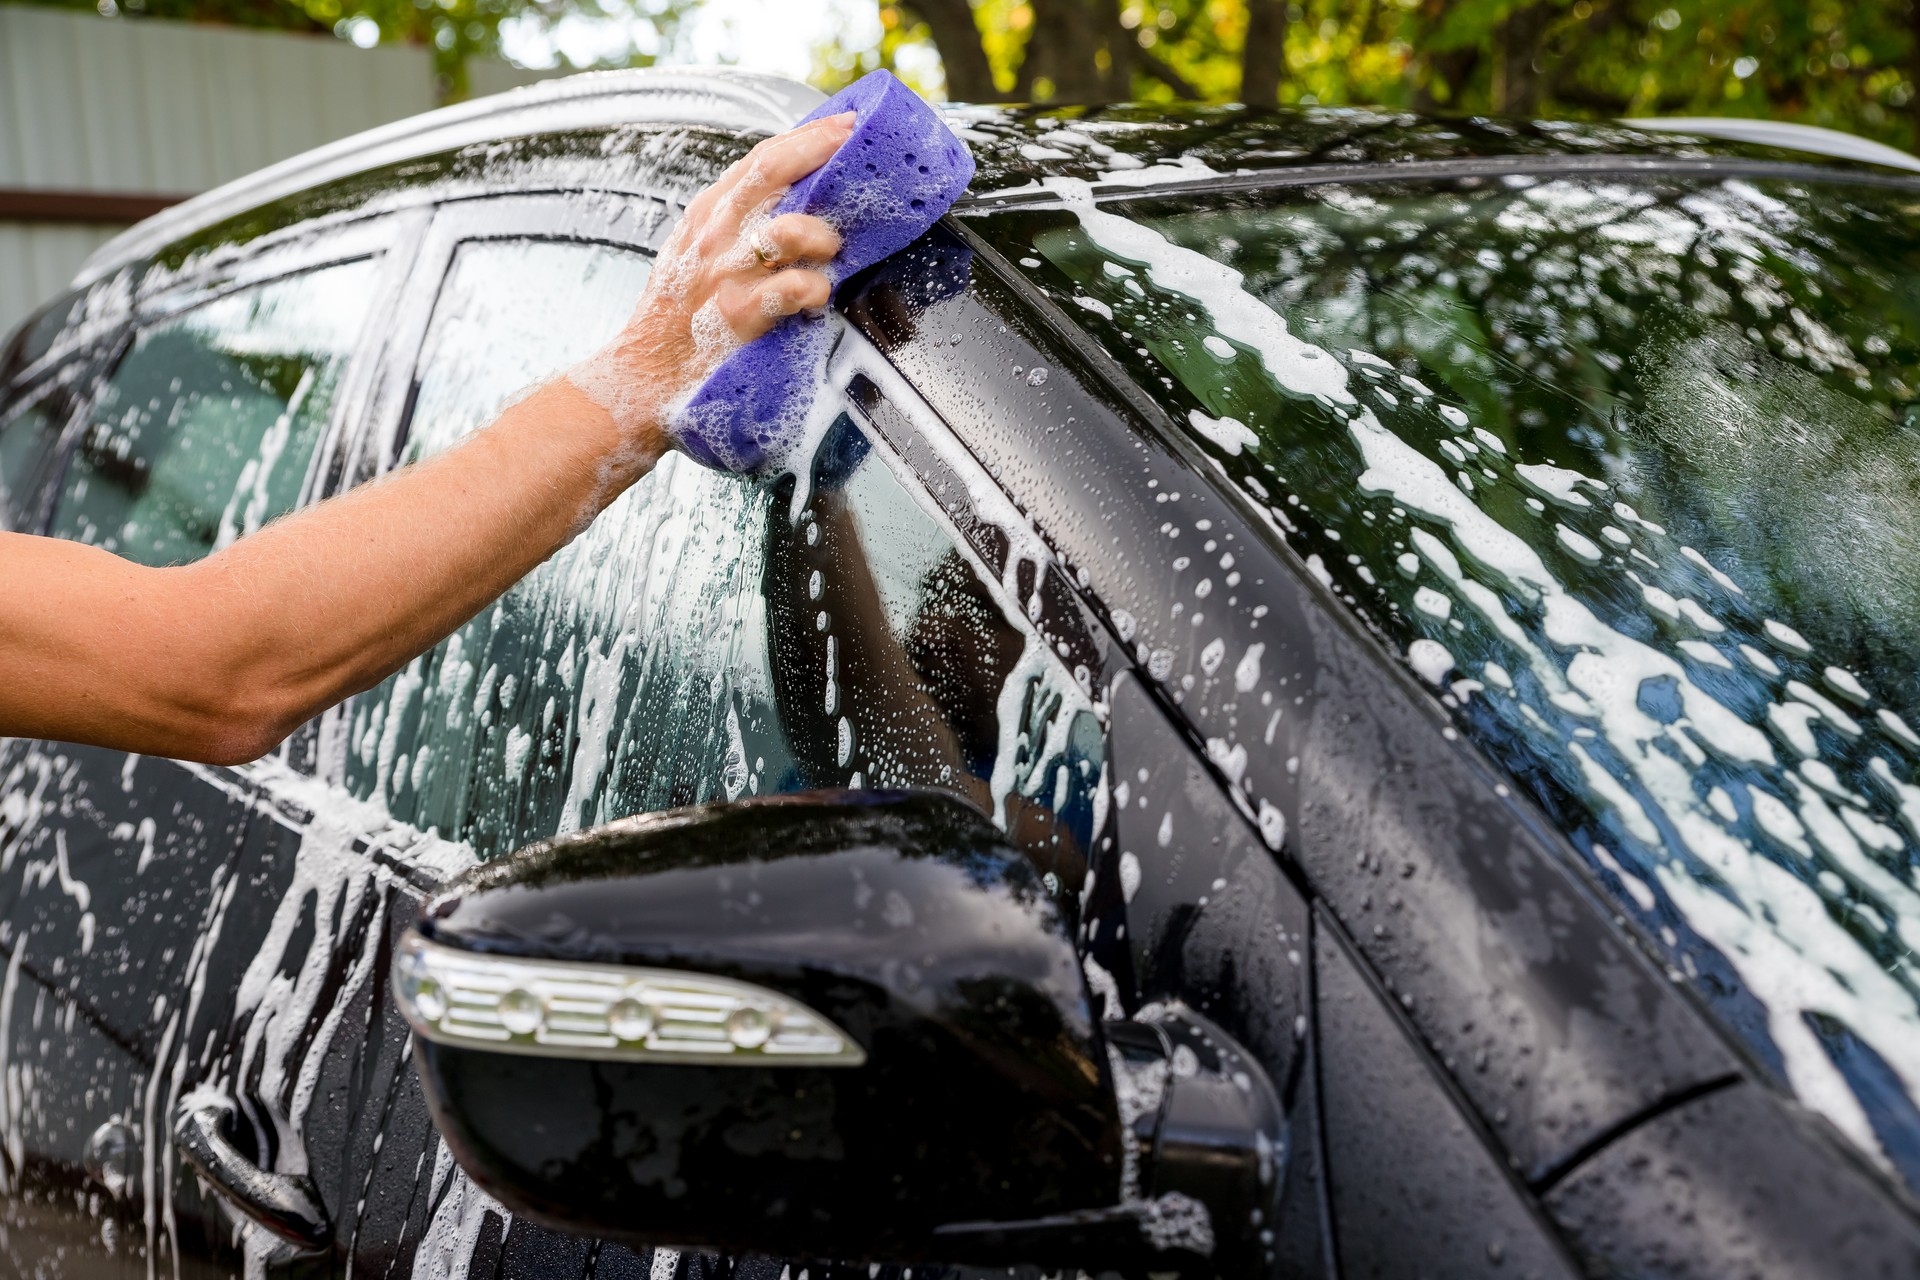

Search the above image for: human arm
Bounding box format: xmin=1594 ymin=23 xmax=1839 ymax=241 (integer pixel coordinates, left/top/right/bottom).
xmin=0 ymin=112 xmax=854 ymax=765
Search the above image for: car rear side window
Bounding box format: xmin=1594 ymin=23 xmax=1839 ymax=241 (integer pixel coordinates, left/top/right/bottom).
xmin=346 ymin=236 xmax=1103 ymax=887
xmin=47 ymin=258 xmax=379 ymax=566
xmin=983 ymin=174 xmax=1920 ymax=1186
xmin=0 ymin=389 xmax=67 ymax=532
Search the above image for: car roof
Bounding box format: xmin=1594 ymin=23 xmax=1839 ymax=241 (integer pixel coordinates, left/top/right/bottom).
xmin=72 ymin=68 xmax=827 ymax=288
xmin=946 ymin=103 xmax=1920 ymax=211
xmin=75 ymin=66 xmax=1920 ymax=289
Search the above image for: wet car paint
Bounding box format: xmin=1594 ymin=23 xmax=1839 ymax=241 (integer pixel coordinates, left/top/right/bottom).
xmin=2 ymin=88 xmax=1920 ymax=1277
xmin=841 ymin=224 xmax=1742 ymax=1177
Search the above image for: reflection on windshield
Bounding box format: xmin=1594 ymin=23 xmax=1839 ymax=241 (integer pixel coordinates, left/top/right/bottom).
xmin=986 ymin=173 xmax=1920 ymax=1184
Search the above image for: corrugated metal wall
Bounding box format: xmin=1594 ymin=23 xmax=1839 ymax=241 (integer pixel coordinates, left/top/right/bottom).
xmin=0 ymin=5 xmax=552 ymax=342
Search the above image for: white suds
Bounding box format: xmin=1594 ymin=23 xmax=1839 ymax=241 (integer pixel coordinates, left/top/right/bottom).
xmin=1407 ymin=638 xmax=1455 ymax=684
xmin=1187 ymin=409 xmax=1259 ymax=455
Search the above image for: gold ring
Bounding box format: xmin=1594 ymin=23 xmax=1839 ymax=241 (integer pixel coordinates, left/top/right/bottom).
xmin=750 ymin=231 xmax=778 ymax=269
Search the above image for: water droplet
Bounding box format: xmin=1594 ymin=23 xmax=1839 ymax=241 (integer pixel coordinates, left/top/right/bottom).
xmin=609 ymin=996 xmax=655 ymax=1042
xmin=1026 ymin=365 xmax=1050 ymax=386
xmin=726 ymin=1005 xmax=772 ymax=1049
xmin=412 ymin=976 xmax=446 ymax=1022
xmin=498 ymin=988 xmax=544 ymax=1036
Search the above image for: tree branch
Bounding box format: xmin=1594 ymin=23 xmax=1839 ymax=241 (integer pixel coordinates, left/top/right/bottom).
xmin=1137 ymin=44 xmax=1201 ymax=99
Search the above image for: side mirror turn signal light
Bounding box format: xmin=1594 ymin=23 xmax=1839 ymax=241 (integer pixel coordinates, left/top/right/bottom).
xmin=395 ymin=934 xmax=866 ymax=1066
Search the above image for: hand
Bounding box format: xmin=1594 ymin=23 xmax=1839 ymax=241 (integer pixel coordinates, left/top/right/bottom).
xmin=568 ymin=112 xmax=855 ymax=458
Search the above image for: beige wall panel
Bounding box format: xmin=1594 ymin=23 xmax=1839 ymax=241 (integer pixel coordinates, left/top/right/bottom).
xmin=0 ymin=7 xmax=446 ymax=194
xmin=0 ymin=222 xmax=123 ymax=342
xmin=0 ymin=7 xmax=557 ymax=337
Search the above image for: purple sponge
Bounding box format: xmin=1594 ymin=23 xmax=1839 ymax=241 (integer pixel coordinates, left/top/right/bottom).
xmin=674 ymin=70 xmax=976 ymax=473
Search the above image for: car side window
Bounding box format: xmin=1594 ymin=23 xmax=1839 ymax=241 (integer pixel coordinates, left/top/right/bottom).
xmin=0 ymin=388 xmax=68 ymax=532
xmin=347 ymin=235 xmax=1103 ymax=887
xmin=47 ymin=258 xmax=379 ymax=566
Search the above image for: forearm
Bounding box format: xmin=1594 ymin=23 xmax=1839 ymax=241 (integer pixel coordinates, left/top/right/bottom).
xmin=0 ymin=380 xmax=652 ymax=764
xmin=173 ymin=379 xmax=658 ymax=757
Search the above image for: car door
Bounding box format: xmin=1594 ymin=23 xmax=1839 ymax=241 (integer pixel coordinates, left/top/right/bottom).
xmin=837 ymin=211 xmax=1637 ymax=1276
xmin=0 ymin=212 xmax=423 ymax=1276
xmin=227 ymin=188 xmax=1112 ymax=1277
xmin=879 ymin=156 xmax=1920 ymax=1274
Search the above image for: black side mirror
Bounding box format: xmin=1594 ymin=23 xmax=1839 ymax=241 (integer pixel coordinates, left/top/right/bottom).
xmin=397 ymin=790 xmax=1284 ymax=1273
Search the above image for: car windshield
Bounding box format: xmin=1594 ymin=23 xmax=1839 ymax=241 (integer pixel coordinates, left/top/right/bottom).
xmin=981 ymin=171 xmax=1920 ymax=1185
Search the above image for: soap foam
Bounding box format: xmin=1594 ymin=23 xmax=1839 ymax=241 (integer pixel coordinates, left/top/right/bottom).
xmin=563 ymin=347 xmax=672 ymax=529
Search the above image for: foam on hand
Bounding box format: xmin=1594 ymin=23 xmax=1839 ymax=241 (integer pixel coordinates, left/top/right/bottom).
xmin=672 ymin=69 xmax=976 ymax=474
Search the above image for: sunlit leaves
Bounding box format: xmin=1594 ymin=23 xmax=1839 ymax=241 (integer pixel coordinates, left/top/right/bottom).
xmin=43 ymin=0 xmax=1920 ymax=149
xmin=33 ymin=0 xmax=698 ymax=102
xmin=865 ymin=0 xmax=1920 ymax=151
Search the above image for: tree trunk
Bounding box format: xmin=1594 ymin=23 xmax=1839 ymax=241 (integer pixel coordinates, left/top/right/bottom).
xmin=1241 ymin=0 xmax=1288 ymax=105
xmin=1101 ymin=0 xmax=1133 ymax=99
xmin=1410 ymin=0 xmax=1480 ymax=110
xmin=902 ymin=0 xmax=1003 ymax=102
xmin=1018 ymin=0 xmax=1092 ymax=101
xmin=1494 ymin=0 xmax=1549 ymax=115
xmin=1011 ymin=0 xmax=1133 ymax=101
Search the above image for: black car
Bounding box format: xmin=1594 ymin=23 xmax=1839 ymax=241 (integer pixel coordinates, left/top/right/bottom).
xmin=5 ymin=67 xmax=1920 ymax=1279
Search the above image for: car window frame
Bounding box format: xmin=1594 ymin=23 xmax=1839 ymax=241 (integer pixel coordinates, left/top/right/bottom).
xmin=322 ymin=188 xmax=1124 ymax=860
xmin=30 ymin=212 xmax=424 ymax=547
xmin=115 ymin=211 xmax=429 ymax=520
xmin=348 ymin=193 xmax=679 ymax=493
xmin=307 ymin=190 xmax=678 ymax=787
xmin=16 ymin=211 xmax=427 ymax=774
xmin=0 ymin=350 xmax=113 ymax=536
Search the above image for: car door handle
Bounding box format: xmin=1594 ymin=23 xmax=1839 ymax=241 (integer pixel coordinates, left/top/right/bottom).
xmin=171 ymin=1090 xmax=329 ymax=1251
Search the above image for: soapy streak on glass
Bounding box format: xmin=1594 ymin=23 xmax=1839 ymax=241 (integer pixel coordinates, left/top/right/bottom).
xmin=987 ymin=174 xmax=1920 ymax=1186
xmin=348 ymin=237 xmax=1105 ymax=903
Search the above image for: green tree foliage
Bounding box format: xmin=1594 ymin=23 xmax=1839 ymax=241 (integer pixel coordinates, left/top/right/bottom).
xmin=33 ymin=0 xmax=1920 ymax=146
xmin=30 ymin=0 xmax=694 ymax=100
xmin=833 ymin=0 xmax=1920 ymax=150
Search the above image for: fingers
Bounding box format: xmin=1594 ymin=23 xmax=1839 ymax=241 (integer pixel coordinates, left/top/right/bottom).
xmin=723 ymin=112 xmax=857 ymax=213
xmin=750 ymin=213 xmax=842 ymax=269
xmin=690 ymin=113 xmax=854 ymax=229
xmin=641 ymin=115 xmax=854 ymax=351
xmin=718 ymin=269 xmax=833 ymax=342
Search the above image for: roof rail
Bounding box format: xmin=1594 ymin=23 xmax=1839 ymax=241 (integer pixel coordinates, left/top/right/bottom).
xmin=73 ymin=67 xmax=825 ymax=288
xmin=1625 ymin=116 xmax=1920 ymax=174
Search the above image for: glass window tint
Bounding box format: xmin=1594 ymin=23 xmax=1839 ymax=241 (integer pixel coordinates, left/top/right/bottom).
xmin=0 ymin=395 xmax=62 ymax=531
xmin=984 ymin=176 xmax=1920 ymax=1182
xmin=48 ymin=259 xmax=379 ymax=566
xmin=348 ymin=238 xmax=1101 ymax=892
xmin=403 ymin=240 xmax=653 ymax=463
xmin=1 ymin=290 xmax=83 ymax=387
